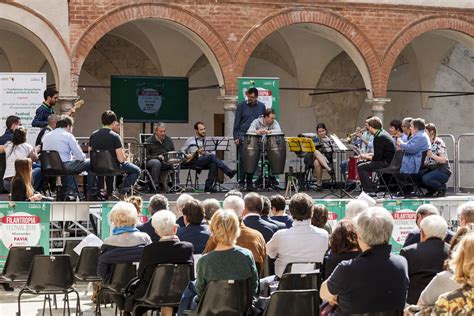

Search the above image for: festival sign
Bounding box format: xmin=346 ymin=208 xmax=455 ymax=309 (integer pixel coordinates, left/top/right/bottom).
xmin=0 ymin=202 xmax=50 ymax=270
xmin=237 ymin=77 xmax=280 ymax=119
xmin=101 ymin=202 xmax=150 ymax=240
xmin=314 ymin=199 xmax=347 ymax=231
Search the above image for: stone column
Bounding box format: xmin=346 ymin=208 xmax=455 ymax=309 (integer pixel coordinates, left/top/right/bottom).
xmin=219 ymin=95 xmax=238 ymax=169
xmin=365 ymin=98 xmax=390 ymax=123
xmin=58 ymin=95 xmax=80 ymax=115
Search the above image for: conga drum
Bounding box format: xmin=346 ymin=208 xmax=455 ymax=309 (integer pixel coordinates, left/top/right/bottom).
xmin=267 ymin=133 xmax=286 ymax=174
xmin=243 ymin=134 xmax=260 ymax=174
xmin=347 ymin=156 xmax=359 ymax=181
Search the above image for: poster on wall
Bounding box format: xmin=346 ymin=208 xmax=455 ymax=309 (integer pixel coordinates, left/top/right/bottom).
xmin=237 ymin=77 xmax=280 ymax=119
xmin=0 ymin=202 xmax=51 ymax=270
xmin=101 ymin=202 xmax=150 ymax=240
xmin=314 ymin=199 xmax=347 ymax=231
xmin=0 ymin=73 xmax=46 ymax=145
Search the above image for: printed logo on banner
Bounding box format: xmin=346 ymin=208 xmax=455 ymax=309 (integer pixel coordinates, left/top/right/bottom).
xmin=1 ymin=212 xmax=42 ymax=248
xmin=391 ymin=209 xmax=417 ymax=245
xmin=242 ymin=88 xmax=273 ymax=109
xmin=137 ymin=88 xmax=162 ymax=113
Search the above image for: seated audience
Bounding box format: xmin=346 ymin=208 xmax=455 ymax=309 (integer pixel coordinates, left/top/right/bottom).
xmin=312 ymin=203 xmax=332 ymax=234
xmin=433 ymin=232 xmax=474 ymax=314
xmin=225 ymin=189 xmax=243 ymax=198
xmin=397 ymin=117 xmax=431 ymax=174
xmin=137 ymin=194 xmax=169 ymax=242
xmin=176 ymin=193 xmax=194 ymax=227
xmin=242 ymin=192 xmax=278 ymax=242
xmin=127 ymin=195 xmax=143 ymax=215
xmin=344 ymin=199 xmax=368 ymax=220
xmin=204 ymin=195 xmax=266 ymax=275
xmin=403 ymin=204 xmax=453 ymax=247
xmin=124 ymin=210 xmax=194 ymax=316
xmin=202 ymin=198 xmax=220 ymax=222
xmin=400 ymin=215 xmax=449 ymax=304
xmin=10 ymin=158 xmax=43 ymax=202
xmin=267 ymin=193 xmax=329 ymax=278
xmin=270 ymin=194 xmax=293 ymax=228
xmin=177 ymin=200 xmax=210 ymax=254
xmin=458 ymin=201 xmax=474 ymax=227
xmin=261 ymin=196 xmax=286 ymax=230
xmin=322 ymin=221 xmax=361 ymax=280
xmin=321 ymin=207 xmax=409 ymax=314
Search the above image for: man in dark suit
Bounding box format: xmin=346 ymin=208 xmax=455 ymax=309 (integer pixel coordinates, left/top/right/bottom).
xmin=177 ymin=199 xmax=210 ymax=254
xmin=242 ymin=192 xmax=278 ymax=242
xmin=137 ymin=194 xmax=169 ymax=243
xmin=261 ymin=196 xmax=286 ymax=230
xmin=403 ymin=204 xmax=453 ymax=247
xmin=400 ymin=215 xmax=449 ymax=304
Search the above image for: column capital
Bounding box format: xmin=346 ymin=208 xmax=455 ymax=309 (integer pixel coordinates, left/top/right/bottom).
xmin=58 ymin=95 xmax=80 ymax=114
xmin=218 ymin=95 xmax=238 ymax=111
xmin=365 ymin=98 xmax=390 ymax=122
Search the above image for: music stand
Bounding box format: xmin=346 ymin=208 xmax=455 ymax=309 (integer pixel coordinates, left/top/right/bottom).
xmin=203 ymin=137 xmax=231 ymax=192
xmin=287 ymin=137 xmax=316 ymax=194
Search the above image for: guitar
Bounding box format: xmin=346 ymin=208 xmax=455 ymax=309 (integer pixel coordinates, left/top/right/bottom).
xmin=185 ymin=147 xmax=204 ymax=163
xmin=65 ymin=99 xmax=84 ymax=116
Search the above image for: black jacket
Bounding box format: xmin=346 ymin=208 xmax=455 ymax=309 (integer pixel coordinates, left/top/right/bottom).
xmin=97 ymin=245 xmax=146 ymax=283
xmin=243 ymin=215 xmax=278 ymax=242
xmin=372 ymin=130 xmax=396 ymax=164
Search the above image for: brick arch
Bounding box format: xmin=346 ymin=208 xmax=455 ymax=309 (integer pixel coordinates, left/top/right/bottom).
xmin=382 ymin=16 xmax=474 ymax=93
xmin=233 ymin=8 xmax=381 ymax=96
xmin=71 ymin=3 xmax=232 ymax=95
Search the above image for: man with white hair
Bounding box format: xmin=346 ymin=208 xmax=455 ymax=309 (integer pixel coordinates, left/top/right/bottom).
xmin=344 ymin=199 xmax=369 ymax=220
xmin=403 ymin=204 xmax=453 ymax=247
xmin=400 ymin=215 xmax=449 ymax=304
xmin=176 ymin=193 xmax=195 ymax=227
xmin=321 ymin=207 xmax=408 ymax=314
xmin=204 ymin=195 xmax=266 ymax=275
xmin=458 ymin=201 xmax=474 ymax=227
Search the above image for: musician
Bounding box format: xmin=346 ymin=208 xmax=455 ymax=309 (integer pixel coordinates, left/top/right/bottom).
xmin=401 ymin=117 xmax=413 ymax=142
xmin=306 ymin=123 xmax=334 ymax=190
xmin=35 ymin=114 xmax=58 ymax=147
xmin=233 ymin=87 xmax=266 ymax=189
xmin=89 ymin=111 xmax=141 ymax=199
xmin=32 ymin=88 xmax=58 ymax=128
xmin=245 ymin=108 xmax=282 ymax=190
xmin=357 ymin=117 xmax=396 ymax=194
xmin=145 ymin=123 xmax=175 ymax=192
xmin=389 ymin=119 xmax=404 ymax=141
xmin=341 ymin=118 xmax=374 ymax=179
xmin=181 ymin=121 xmax=236 ymax=193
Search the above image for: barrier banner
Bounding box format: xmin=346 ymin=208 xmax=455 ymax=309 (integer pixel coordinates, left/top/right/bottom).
xmin=101 ymin=202 xmax=150 ymax=240
xmin=314 ymin=199 xmax=347 ymax=231
xmin=237 ymin=77 xmax=280 ymax=119
xmin=0 ymin=202 xmax=50 ymax=270
xmin=0 ymin=73 xmax=46 ymax=145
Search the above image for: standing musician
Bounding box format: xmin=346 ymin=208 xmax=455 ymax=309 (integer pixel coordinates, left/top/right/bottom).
xmin=233 ymin=87 xmax=266 ymax=189
xmin=245 ymin=108 xmax=282 ymax=190
xmin=32 ymin=88 xmax=58 ymax=128
xmin=145 ymin=123 xmax=175 ymax=192
xmin=181 ymin=121 xmax=236 ymax=193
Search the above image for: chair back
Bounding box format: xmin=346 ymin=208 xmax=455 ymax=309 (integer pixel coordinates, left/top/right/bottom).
xmin=141 ymin=263 xmax=193 ymax=306
xmin=74 ymin=246 xmax=101 ymax=280
xmin=194 ymin=279 xmax=251 ymax=316
xmin=90 ymin=149 xmax=118 ymax=175
xmin=386 ymin=150 xmax=404 ymax=171
xmin=263 ymin=289 xmax=320 ymax=316
xmin=418 ymin=150 xmax=428 ymax=172
xmin=283 ymin=262 xmax=321 ymax=274
xmin=40 ymin=150 xmax=65 ymax=176
xmin=1 ymin=246 xmax=44 ymax=281
xmin=26 ymin=255 xmax=74 ymax=291
xmin=277 ymin=272 xmax=320 ymax=291
xmin=105 ymin=263 xmax=137 ymax=292
xmin=63 ymin=240 xmax=81 ymax=268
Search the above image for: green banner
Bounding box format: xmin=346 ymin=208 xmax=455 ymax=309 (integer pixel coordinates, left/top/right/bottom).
xmin=314 ymin=199 xmax=347 ymax=232
xmin=101 ymin=202 xmax=150 ymax=240
xmin=237 ymin=77 xmax=280 ymax=120
xmin=0 ymin=202 xmax=51 ymax=270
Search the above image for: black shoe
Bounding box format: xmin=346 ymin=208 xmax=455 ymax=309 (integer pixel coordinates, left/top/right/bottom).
xmin=227 ymin=169 xmax=237 ymax=179
xmin=424 ymin=190 xmax=435 ymax=197
xmin=434 ymin=190 xmax=446 ymax=197
xmin=238 ymin=181 xmax=245 ymax=190
xmin=205 ymin=187 xmax=217 ymax=193
xmin=246 ymin=184 xmax=256 ymax=192
xmin=87 ymin=194 xmax=106 ymax=202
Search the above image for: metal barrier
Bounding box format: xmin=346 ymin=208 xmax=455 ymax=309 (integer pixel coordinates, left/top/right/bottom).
xmin=438 ymin=134 xmax=457 ymax=193
xmin=456 ymin=133 xmax=474 ymax=193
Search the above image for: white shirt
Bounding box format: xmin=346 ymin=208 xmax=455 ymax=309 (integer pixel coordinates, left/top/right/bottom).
xmin=42 ymin=128 xmax=85 ymax=162
xmin=266 ymin=219 xmax=328 ymax=277
xmin=4 ymin=142 xmax=33 ymax=179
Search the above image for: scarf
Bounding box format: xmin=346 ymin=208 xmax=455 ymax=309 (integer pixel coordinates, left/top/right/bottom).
xmin=112 ymin=226 xmax=139 ymax=235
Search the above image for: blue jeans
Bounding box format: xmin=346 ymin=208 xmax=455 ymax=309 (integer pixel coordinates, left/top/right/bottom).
xmin=61 ymin=159 xmax=90 ymax=196
xmin=177 ymin=281 xmax=198 ymax=316
xmin=118 ymin=162 xmax=140 ymax=193
xmin=421 ymin=169 xmax=450 ymax=191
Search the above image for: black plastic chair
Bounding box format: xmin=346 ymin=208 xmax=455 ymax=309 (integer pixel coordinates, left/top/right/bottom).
xmin=283 ymin=262 xmax=321 ymax=274
xmin=40 ymin=150 xmax=82 ymax=199
xmin=263 ymin=289 xmax=320 ymax=316
xmin=376 ymin=150 xmax=405 ymax=198
xmin=74 ymin=246 xmax=101 ymax=282
xmin=133 ymin=263 xmax=194 ymax=314
xmin=90 ymin=149 xmax=123 ymax=176
xmin=402 ymin=150 xmax=428 ymax=197
xmin=0 ymin=246 xmax=44 ymax=288
xmin=17 ymin=255 xmax=81 ymax=316
xmin=277 ymin=272 xmax=320 ymax=291
xmin=96 ymin=262 xmax=137 ymax=316
xmin=63 ymin=240 xmax=81 ymax=269
xmin=189 ymin=279 xmax=251 ymax=316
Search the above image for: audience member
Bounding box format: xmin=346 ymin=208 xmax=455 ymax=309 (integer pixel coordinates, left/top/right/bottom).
xmin=205 ymin=195 xmax=266 ymax=275
xmin=403 ymin=204 xmax=453 ymax=247
xmin=400 ymin=215 xmax=449 ymax=304
xmin=433 ymin=232 xmax=474 ymax=314
xmin=177 ymin=200 xmax=210 ymax=254
xmin=312 ymin=204 xmax=332 ymax=234
xmin=270 ymin=194 xmax=292 ymax=228
xmin=176 ymin=193 xmax=194 ymax=227
xmin=123 ymin=210 xmax=193 ymax=316
xmin=10 ymin=158 xmax=43 ymax=202
xmin=201 ymin=198 xmax=220 ymax=222
xmin=397 ymin=118 xmax=431 ymax=174
xmin=35 ymin=114 xmax=59 ymax=148
xmin=261 ymin=196 xmax=286 ymax=229
xmin=267 ymin=193 xmax=328 ymax=278
xmin=344 ymin=199 xmax=369 ymax=220
xmin=322 ymin=221 xmax=361 ymax=280
xmin=126 ymin=196 xmax=143 ymax=215
xmin=225 ymin=189 xmax=243 ymax=198
xmin=458 ymin=201 xmax=474 ymax=227
xmin=321 ymin=207 xmax=408 ymax=314
xmin=137 ymin=194 xmax=169 ymax=242
xmin=242 ymin=192 xmax=278 ymax=242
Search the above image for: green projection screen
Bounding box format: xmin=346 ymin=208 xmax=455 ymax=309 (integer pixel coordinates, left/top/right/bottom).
xmin=110 ymin=75 xmax=189 ymax=123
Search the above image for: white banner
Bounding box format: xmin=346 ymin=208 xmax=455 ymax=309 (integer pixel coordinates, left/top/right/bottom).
xmin=0 ymin=73 xmax=46 ymax=145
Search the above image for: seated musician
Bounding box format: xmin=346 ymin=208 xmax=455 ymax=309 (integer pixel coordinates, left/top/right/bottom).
xmin=357 ymin=117 xmax=396 ymax=196
xmin=181 ymin=121 xmax=236 ymax=193
xmin=145 ymin=123 xmax=175 ymax=192
xmin=305 ymin=123 xmax=334 ymax=191
xmin=89 ymin=111 xmax=141 ymax=200
xmin=246 ymin=108 xmax=282 ymax=190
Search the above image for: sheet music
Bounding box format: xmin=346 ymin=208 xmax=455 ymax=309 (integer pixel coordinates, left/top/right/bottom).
xmin=330 ymin=134 xmax=348 ymax=151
